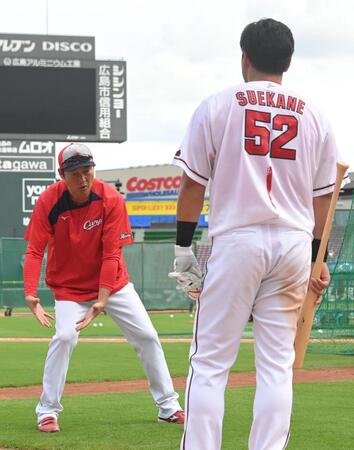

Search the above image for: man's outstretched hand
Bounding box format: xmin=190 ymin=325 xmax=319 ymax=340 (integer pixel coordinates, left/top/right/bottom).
xmin=76 ymin=301 xmax=106 ymax=331
xmin=25 ymin=295 xmax=54 ymax=328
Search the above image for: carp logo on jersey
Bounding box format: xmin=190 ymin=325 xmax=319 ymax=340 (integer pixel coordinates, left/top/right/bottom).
xmin=83 ymin=218 xmax=103 ymax=231
xmin=120 ymin=232 xmax=132 ymax=240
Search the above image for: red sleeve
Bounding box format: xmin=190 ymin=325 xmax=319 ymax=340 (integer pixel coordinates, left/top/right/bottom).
xmin=99 ymin=194 xmax=133 ymax=291
xmin=23 ymin=198 xmax=52 ymax=297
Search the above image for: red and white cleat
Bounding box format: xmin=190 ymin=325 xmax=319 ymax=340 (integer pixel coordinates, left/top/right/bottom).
xmin=37 ymin=416 xmax=60 ymax=433
xmin=158 ymin=410 xmax=185 ymax=424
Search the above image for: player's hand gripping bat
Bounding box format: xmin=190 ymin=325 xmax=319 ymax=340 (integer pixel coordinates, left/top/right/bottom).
xmin=294 ymin=162 xmax=349 ymax=369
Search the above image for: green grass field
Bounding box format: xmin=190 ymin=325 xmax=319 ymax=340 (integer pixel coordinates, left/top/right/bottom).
xmin=0 ymin=383 xmax=353 ymax=449
xmin=0 ymin=311 xmax=255 ymax=338
xmin=0 ymin=311 xmax=195 ymax=338
xmin=0 ymin=312 xmax=353 ymax=449
xmin=1 ymin=340 xmax=353 ymax=388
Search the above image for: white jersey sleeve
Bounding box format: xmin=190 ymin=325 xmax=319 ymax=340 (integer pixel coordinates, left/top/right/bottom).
xmin=173 ymin=100 xmax=214 ymax=187
xmin=313 ymin=122 xmax=349 ymax=197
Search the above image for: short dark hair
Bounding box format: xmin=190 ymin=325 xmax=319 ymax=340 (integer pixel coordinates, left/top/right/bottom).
xmin=240 ymin=18 xmax=294 ymax=74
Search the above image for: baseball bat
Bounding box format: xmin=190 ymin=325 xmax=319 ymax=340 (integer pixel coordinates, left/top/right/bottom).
xmin=293 ymin=162 xmax=349 ymax=369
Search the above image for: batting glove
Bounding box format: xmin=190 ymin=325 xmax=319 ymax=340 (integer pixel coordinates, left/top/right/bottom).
xmin=168 ymin=245 xmax=202 ymax=300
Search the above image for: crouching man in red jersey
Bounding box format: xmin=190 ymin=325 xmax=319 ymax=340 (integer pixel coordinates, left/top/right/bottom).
xmin=24 ymin=143 xmax=184 ymax=433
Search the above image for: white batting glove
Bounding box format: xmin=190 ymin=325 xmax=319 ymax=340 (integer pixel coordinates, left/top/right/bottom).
xmin=168 ymin=245 xmax=202 ymax=300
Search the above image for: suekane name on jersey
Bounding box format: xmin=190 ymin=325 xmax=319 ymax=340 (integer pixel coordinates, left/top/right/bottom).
xmin=235 ymin=90 xmax=305 ymax=115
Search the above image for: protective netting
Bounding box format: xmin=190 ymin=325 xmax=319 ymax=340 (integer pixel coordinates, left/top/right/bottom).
xmin=308 ymin=193 xmax=354 ymax=355
xmin=195 ymin=196 xmax=354 ymax=355
xmin=124 ymin=242 xmax=191 ymax=310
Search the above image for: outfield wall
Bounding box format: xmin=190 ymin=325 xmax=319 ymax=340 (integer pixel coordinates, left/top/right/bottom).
xmin=0 ymin=238 xmax=192 ymax=310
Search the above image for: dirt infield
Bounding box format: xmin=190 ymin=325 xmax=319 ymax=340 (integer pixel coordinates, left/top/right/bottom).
xmin=0 ymin=368 xmax=353 ymax=400
xmin=1 ymin=337 xmax=353 ymax=400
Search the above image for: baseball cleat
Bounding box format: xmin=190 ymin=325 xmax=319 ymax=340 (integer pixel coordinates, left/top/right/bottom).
xmin=37 ymin=416 xmax=60 ymax=433
xmin=158 ymin=409 xmax=185 ymax=424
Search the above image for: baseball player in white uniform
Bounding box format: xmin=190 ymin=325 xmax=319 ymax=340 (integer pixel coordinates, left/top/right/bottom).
xmin=169 ymin=19 xmax=349 ymax=450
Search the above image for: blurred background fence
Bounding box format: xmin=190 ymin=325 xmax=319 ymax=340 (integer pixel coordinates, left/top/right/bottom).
xmin=1 ymin=194 xmax=353 ymax=346
xmin=312 ymin=205 xmax=354 ymax=338
xmin=308 ymin=195 xmax=354 ymax=354
xmin=0 ymin=239 xmax=193 ymax=310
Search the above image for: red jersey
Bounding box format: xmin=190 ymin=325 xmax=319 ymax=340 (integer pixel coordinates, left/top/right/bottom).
xmin=24 ymin=178 xmax=133 ymax=302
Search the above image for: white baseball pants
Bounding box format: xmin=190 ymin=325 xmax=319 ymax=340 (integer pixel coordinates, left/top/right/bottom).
xmin=36 ymin=282 xmax=181 ymax=422
xmin=181 ymin=224 xmax=311 ymax=450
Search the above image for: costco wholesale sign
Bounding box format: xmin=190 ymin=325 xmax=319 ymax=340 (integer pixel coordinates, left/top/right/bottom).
xmin=124 ymin=175 xmax=209 ymax=227
xmin=126 ymin=176 xmax=181 ymax=194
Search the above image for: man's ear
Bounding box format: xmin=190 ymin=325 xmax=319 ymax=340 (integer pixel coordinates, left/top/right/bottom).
xmin=58 ymin=169 xmax=64 ymax=179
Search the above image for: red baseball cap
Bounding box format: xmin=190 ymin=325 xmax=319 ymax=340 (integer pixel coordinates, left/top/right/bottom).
xmin=58 ymin=143 xmax=96 ymax=172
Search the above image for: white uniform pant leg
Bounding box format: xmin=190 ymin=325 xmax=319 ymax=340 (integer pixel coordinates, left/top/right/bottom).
xmin=36 ymin=300 xmax=88 ymax=422
xmin=105 ymin=282 xmax=181 ymax=418
xmin=249 ymin=229 xmax=311 ymax=450
xmin=182 ymin=230 xmax=264 ymax=450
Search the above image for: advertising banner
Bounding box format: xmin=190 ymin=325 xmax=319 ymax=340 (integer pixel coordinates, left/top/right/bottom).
xmin=0 ymin=140 xmax=56 ymax=237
